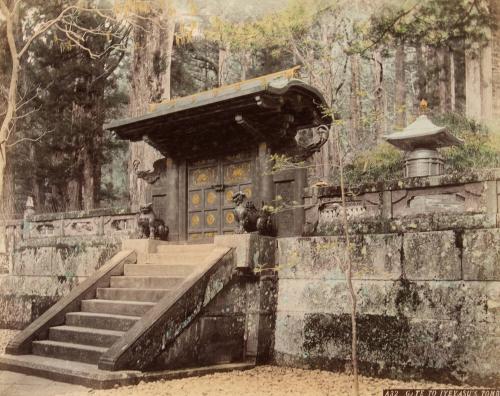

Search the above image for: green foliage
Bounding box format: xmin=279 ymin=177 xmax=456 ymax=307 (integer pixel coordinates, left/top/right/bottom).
xmin=369 ymin=0 xmax=491 ymax=48
xmin=342 ymin=143 xmax=404 ymax=185
xmin=11 ymin=0 xmax=129 ymax=211
xmin=436 ymin=113 xmax=500 ymax=172
xmin=342 ymin=113 xmax=500 ymax=186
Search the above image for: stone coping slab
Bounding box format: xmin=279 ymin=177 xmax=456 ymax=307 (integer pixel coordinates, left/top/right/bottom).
xmin=309 ymin=168 xmax=500 ymax=197
xmin=26 ymin=207 xmax=134 ymax=222
xmin=0 ymin=353 xmax=255 ymax=389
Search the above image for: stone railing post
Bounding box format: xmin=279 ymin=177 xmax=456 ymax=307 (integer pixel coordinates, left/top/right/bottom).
xmin=22 ymin=196 xmax=35 ymax=239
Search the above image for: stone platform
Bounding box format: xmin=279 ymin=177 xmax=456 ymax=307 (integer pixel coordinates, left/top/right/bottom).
xmin=0 ymin=353 xmax=254 ymax=389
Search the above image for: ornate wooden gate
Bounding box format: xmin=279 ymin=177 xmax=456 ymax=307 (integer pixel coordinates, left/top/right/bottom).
xmin=187 ymin=154 xmax=253 ymax=241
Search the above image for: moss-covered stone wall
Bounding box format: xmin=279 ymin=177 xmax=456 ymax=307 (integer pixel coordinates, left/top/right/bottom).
xmin=0 ymin=236 xmax=123 ymax=329
xmin=274 ymin=229 xmax=500 ymax=386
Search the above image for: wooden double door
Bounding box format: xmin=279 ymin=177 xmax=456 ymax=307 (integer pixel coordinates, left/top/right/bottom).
xmin=187 ymin=154 xmax=254 ymax=241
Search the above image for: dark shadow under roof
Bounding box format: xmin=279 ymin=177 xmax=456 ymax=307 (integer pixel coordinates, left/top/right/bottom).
xmin=105 ymin=71 xmax=330 ymax=159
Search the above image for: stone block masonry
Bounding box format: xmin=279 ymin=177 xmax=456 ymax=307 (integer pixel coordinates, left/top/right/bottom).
xmin=274 ymin=231 xmax=500 ymax=386
xmin=0 ymin=208 xmax=136 ymax=329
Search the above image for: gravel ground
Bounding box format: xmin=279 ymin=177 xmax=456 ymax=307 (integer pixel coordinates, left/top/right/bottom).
xmin=73 ymin=366 xmax=461 ymax=396
xmin=0 ymin=330 xmax=465 ymax=396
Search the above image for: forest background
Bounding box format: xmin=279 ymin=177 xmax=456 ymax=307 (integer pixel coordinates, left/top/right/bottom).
xmin=1 ymin=0 xmax=499 ymax=217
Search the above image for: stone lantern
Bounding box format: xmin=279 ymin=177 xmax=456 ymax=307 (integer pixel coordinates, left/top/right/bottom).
xmin=384 ymin=115 xmax=463 ymax=177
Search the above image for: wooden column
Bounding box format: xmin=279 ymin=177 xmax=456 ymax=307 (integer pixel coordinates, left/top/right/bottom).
xmin=293 ymin=167 xmax=306 ymax=236
xmin=258 ymin=142 xmax=274 ymax=204
xmin=178 ymin=160 xmax=187 ymax=241
xmin=165 ymin=157 xmax=179 ymax=241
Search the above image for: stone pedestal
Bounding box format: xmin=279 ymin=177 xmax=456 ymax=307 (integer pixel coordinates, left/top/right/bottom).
xmin=214 ymin=233 xmax=277 ymax=271
xmin=214 ymin=233 xmax=278 ymax=363
xmin=121 ymin=239 xmax=170 ymax=264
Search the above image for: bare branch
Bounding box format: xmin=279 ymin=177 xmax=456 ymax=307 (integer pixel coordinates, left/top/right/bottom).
xmin=5 ymin=128 xmax=53 ymax=148
xmin=18 ymin=6 xmax=80 ymax=58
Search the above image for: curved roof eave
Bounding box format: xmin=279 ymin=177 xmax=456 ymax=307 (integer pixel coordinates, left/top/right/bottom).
xmin=104 ymin=78 xmax=329 ymax=132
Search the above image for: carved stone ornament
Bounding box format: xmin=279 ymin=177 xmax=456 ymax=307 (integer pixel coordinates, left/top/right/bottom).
xmin=132 ymin=158 xmax=166 ymax=185
xmin=290 ymin=124 xmax=330 ymax=161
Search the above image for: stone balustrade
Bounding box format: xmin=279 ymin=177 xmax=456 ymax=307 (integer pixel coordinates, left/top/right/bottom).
xmin=23 ymin=208 xmax=137 ymax=240
xmin=0 ymin=208 xmax=138 ymax=328
xmin=304 ymin=169 xmax=500 ymax=235
xmin=1 ymin=208 xmax=136 ymax=254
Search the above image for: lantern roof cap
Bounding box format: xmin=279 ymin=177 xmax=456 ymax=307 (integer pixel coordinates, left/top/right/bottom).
xmin=384 ymin=115 xmax=463 ymax=151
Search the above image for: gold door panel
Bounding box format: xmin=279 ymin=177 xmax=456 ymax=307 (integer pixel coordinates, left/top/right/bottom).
xmin=187 ymin=156 xmax=253 ymax=240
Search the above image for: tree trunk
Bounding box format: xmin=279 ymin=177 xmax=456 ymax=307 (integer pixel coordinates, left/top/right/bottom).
xmin=161 ymin=10 xmax=176 ymax=101
xmin=438 ymin=47 xmax=451 ymax=113
xmin=394 ymin=42 xmax=407 ymax=129
xmin=450 ymin=51 xmax=456 ymax=112
xmin=349 ymin=54 xmax=362 ymax=147
xmin=82 ymin=149 xmax=95 ymax=211
xmin=128 ymin=8 xmax=173 ymax=211
xmin=0 ymin=1 xmax=20 ymax=218
xmin=66 ymin=178 xmax=81 ymax=211
xmin=415 ymin=44 xmax=427 ymax=107
xmin=28 ymin=143 xmax=45 ymax=212
xmin=240 ymin=50 xmax=251 ymax=81
xmin=334 ymin=124 xmax=359 ymax=396
xmin=372 ymin=49 xmax=386 ymax=141
xmin=2 ymin=148 xmax=15 ymax=216
xmin=218 ymin=45 xmax=230 ymax=86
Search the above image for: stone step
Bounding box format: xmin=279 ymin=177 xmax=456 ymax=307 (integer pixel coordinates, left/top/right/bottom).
xmin=110 ymin=275 xmax=185 ymax=289
xmin=49 ymin=325 xmax=124 ymax=348
xmin=144 ymin=253 xmax=207 ymax=265
xmin=81 ymin=299 xmax=155 ymax=317
xmin=32 ymin=340 xmax=107 ymax=365
xmin=66 ymin=312 xmax=140 ymax=331
xmin=0 ymin=353 xmax=257 ymax=389
xmin=96 ymin=287 xmax=172 ymax=302
xmin=156 ymin=244 xmax=214 ymax=254
xmin=124 ymin=263 xmax=196 ymax=277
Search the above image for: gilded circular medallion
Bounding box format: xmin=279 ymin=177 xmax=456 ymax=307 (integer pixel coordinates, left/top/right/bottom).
xmin=243 ymin=187 xmax=252 ymax=198
xmin=225 ymin=212 xmax=235 ymax=224
xmin=191 ymin=194 xmax=201 ymax=205
xmin=225 ymin=190 xmax=234 ymax=202
xmin=232 ymin=167 xmax=244 ymax=178
xmin=207 ymin=191 xmax=216 ymax=205
xmin=206 ymin=213 xmax=216 ymax=226
xmin=195 ymin=172 xmax=208 ymax=183
xmin=191 ymin=214 xmax=200 ymax=226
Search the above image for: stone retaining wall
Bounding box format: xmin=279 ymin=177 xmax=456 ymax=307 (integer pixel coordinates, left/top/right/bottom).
xmin=274 ymin=230 xmax=500 ymax=386
xmin=0 ymin=208 xmax=136 ymax=329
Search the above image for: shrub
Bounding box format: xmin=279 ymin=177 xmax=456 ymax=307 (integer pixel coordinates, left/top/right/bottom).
xmin=342 ymin=113 xmax=500 ymax=185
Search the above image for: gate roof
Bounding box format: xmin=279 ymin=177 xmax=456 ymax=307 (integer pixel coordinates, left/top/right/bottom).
xmin=104 ymin=68 xmax=329 ymax=158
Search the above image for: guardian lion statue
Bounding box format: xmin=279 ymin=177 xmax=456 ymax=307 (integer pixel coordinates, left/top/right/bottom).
xmin=137 ymin=203 xmax=169 ymax=240
xmin=232 ymin=191 xmax=259 ymax=233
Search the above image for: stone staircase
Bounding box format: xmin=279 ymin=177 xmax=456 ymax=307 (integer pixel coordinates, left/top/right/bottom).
xmin=30 ymin=244 xmax=213 ymax=366
xmin=0 ymin=242 xmax=255 ymax=387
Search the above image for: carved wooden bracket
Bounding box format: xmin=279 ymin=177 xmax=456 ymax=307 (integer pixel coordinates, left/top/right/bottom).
xmin=132 ymin=158 xmax=166 ymax=185
xmin=291 ymin=124 xmax=329 ymax=161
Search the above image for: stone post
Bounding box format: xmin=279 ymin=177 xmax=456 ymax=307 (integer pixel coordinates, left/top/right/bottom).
xmin=22 ymin=196 xmax=35 ymax=239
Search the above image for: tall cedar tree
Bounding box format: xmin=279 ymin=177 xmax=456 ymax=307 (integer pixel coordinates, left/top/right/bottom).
xmin=11 ymin=1 xmax=129 ymax=213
